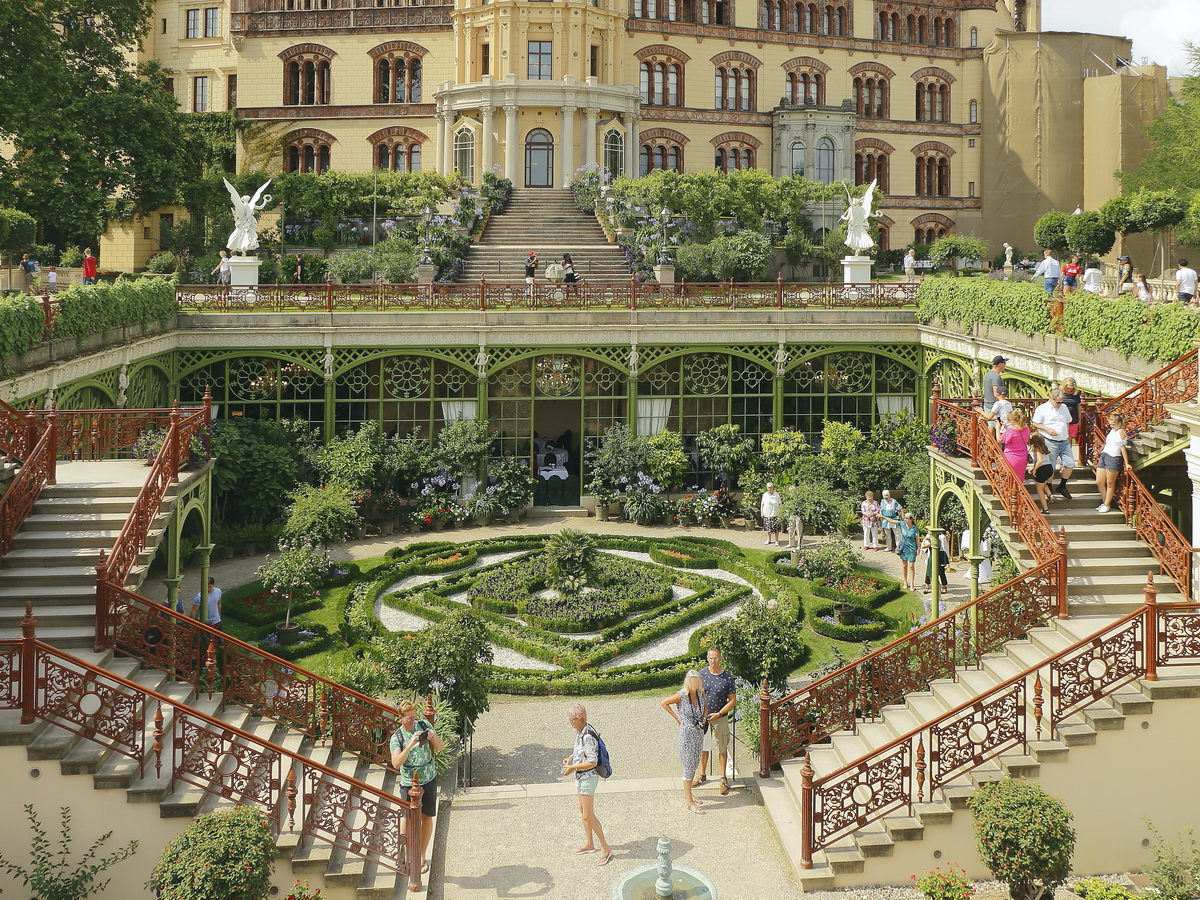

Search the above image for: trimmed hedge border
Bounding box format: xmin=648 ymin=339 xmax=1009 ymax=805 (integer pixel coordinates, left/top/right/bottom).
xmin=807 ymin=601 xmax=892 ymax=642
xmin=415 ymin=547 xmax=479 ymax=574
xmin=648 ymin=545 xmax=720 ymax=568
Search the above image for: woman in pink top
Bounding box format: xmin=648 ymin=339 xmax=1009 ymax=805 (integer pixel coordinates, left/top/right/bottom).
xmin=1000 ymin=407 xmax=1031 ymax=479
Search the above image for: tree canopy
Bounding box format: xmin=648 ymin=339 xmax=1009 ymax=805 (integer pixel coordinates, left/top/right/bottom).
xmin=0 ymin=0 xmax=186 ymax=245
xmin=1121 ymin=43 xmax=1200 ymax=195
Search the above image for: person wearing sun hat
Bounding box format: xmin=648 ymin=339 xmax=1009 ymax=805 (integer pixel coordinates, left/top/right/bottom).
xmin=524 ymin=250 xmax=538 ymax=285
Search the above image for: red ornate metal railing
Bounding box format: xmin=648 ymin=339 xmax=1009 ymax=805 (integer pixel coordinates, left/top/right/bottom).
xmin=175 ymin=279 xmax=919 ymax=313
xmin=0 ymin=406 xmax=56 ymax=561
xmin=1087 ymin=348 xmax=1198 ymax=445
xmin=1116 ymin=467 xmax=1195 ymax=597
xmin=0 ymin=398 xmax=39 ymax=460
xmin=96 ymin=581 xmax=403 ymax=768
xmin=795 ymin=576 xmax=1200 ymax=867
xmin=0 ymin=607 xmax=425 ymax=888
xmin=759 ymin=396 xmax=1068 ymax=774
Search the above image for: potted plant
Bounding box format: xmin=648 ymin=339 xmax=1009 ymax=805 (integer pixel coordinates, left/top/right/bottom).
xmin=585 ymin=424 xmax=647 ymax=518
xmin=256 ymin=537 xmax=332 ymax=645
xmin=623 ymin=473 xmax=667 ymax=525
xmin=490 ymin=455 xmax=536 ymax=522
xmin=463 ymin=483 xmax=501 ymax=525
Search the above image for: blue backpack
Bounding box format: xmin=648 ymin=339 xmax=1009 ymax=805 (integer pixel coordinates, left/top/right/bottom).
xmin=586 ymin=724 xmax=612 ymax=778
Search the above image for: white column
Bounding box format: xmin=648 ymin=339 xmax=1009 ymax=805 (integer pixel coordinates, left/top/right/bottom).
xmin=625 ymin=112 xmax=640 ymax=177
xmin=583 ymin=107 xmax=599 ymax=167
xmin=435 ymin=111 xmax=448 ymax=175
xmin=560 ymin=106 xmax=575 ymax=187
xmin=480 ymin=106 xmax=495 ymax=177
xmin=441 ymin=113 xmax=455 ymax=175
xmin=504 ymin=104 xmax=520 ymax=182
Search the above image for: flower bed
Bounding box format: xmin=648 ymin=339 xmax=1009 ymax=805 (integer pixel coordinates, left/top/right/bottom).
xmin=414 ymin=547 xmax=478 ymax=574
xmin=810 ymin=570 xmax=901 ymax=608
xmin=648 ymin=545 xmax=720 ymax=569
xmin=223 ymin=588 xmax=322 ymax=627
xmin=257 ymin=622 xmax=330 ymax=659
xmin=807 ymin=600 xmax=892 ymax=642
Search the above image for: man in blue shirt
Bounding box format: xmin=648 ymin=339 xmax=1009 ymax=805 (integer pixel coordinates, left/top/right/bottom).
xmin=699 ymin=647 xmax=737 ymax=796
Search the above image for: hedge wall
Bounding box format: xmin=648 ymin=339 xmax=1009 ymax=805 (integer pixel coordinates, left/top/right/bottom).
xmin=915 ymin=277 xmax=1051 ymax=337
xmin=0 ymin=294 xmax=45 ymax=359
xmin=53 ymin=278 xmax=176 ymax=343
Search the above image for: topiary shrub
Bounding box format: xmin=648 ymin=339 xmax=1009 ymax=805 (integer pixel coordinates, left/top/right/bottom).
xmin=705 ymin=595 xmax=807 ymax=691
xmin=545 ymin=528 xmax=598 ymax=593
xmin=1071 ymin=878 xmax=1136 ymax=900
xmin=146 ymin=806 xmax=276 ymax=900
xmin=967 ymin=779 xmax=1075 ymax=900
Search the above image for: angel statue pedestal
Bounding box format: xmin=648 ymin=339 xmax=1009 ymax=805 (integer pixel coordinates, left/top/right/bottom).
xmin=841 ymin=255 xmax=873 ymax=286
xmin=228 ymin=256 xmax=262 ymax=287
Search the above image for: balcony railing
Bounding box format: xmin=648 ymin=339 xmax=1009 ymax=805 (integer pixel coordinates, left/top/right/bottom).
xmin=230 ymin=0 xmax=451 ymax=33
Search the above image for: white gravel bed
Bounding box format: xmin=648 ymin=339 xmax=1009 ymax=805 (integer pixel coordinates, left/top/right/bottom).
xmin=600 ymin=548 xmax=763 ymax=600
xmin=598 ymin=601 xmax=740 ymax=669
xmin=381 ymin=550 xmax=528 ymax=596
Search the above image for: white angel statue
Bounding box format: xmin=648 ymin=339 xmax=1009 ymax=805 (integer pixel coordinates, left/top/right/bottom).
xmin=841 ymin=178 xmax=878 ymax=253
xmin=223 ymin=178 xmax=272 ymax=254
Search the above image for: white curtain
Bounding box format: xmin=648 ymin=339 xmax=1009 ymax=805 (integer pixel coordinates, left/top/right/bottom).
xmin=876 ymin=395 xmax=914 ymax=418
xmin=441 ymin=401 xmax=478 ymax=421
xmin=636 ymin=398 xmax=672 ymax=436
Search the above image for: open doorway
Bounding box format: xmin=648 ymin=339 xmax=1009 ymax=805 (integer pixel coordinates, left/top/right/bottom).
xmin=534 ymin=398 xmax=580 ymax=506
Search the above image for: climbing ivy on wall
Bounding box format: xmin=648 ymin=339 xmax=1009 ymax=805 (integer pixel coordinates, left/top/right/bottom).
xmin=0 ymin=294 xmax=45 ymax=360
xmin=915 ymin=277 xmax=1051 ymax=336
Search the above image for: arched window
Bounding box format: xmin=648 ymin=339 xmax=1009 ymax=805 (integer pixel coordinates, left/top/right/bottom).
xmin=283 ymin=48 xmax=333 ymax=106
xmin=916 ymin=77 xmax=951 ymax=123
xmin=853 ymin=73 xmax=889 ymax=118
xmin=969 ymin=99 xmax=978 ymax=123
xmin=374 ymin=133 xmax=424 ymax=172
xmin=454 ymin=128 xmax=475 ymax=181
xmin=815 ymin=137 xmax=835 ymax=184
xmin=713 ymin=137 xmax=757 ymax=172
xmin=714 ymin=65 xmax=755 ymax=111
xmin=641 ymin=137 xmax=684 ymax=174
xmin=855 ymin=147 xmax=890 ymax=192
xmin=284 ymin=131 xmax=334 ymax=173
xmin=786 ymin=70 xmax=825 ymax=105
xmin=603 ymin=129 xmax=624 ymax=176
xmin=914 ymin=152 xmax=950 ymax=197
xmin=641 ymin=59 xmax=684 ymax=106
xmin=790 ymin=141 xmax=805 ymax=178
xmin=370 ymin=42 xmax=427 ymax=104
xmin=969 ymin=26 xmax=978 ymax=47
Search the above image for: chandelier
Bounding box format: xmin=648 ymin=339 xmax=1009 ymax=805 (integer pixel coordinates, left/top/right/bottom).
xmin=535 ymin=356 xmax=580 ymax=396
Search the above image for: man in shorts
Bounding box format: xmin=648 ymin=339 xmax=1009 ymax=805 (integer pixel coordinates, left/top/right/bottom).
xmin=903 ymin=248 xmax=916 ymax=282
xmin=1177 ymin=259 xmax=1198 ymax=304
xmin=563 ymin=704 xmax=613 ymax=866
xmin=699 ymin=647 xmax=737 ymax=795
xmin=1031 ymin=389 xmax=1075 ymax=499
xmin=982 ymin=356 xmax=1007 ymax=416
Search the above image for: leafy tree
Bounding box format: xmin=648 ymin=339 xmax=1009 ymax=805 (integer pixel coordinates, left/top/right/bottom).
xmin=695 ymin=424 xmax=757 ymax=488
xmin=147 ymin=807 xmax=275 ymax=900
xmin=968 ymin=779 xmax=1075 ymax=900
xmin=1100 ymin=195 xmax=1138 ymax=241
xmin=930 ymin=234 xmax=989 ymax=273
xmin=707 ymin=230 xmax=773 ymax=281
xmin=1064 ymin=210 xmax=1116 ymax=257
xmin=1181 ymin=193 xmax=1200 ymax=250
xmin=1120 ymin=42 xmax=1200 ymax=195
xmin=1033 ymin=210 xmax=1071 ymax=251
xmin=759 ymin=429 xmax=810 ymax=479
xmin=705 ymin=596 xmax=806 ymax=692
xmin=817 ymin=420 xmax=865 ymax=476
xmin=387 ymin=609 xmax=494 ymax=727
xmin=435 ymin=415 xmax=492 ymax=475
xmin=0 ymin=804 xmax=137 ymax=900
xmin=282 ymin=483 xmax=359 ymax=545
xmin=256 ymin=538 xmax=332 ymax=628
xmin=318 ymin=420 xmax=391 ymax=492
xmin=1129 ymin=190 xmax=1189 ymax=276
xmin=210 ymin=418 xmax=319 ymax=526
xmin=870 ymin=410 xmax=930 ymax=457
xmin=0 ymin=0 xmax=187 ymax=245
xmin=645 ymin=429 xmax=689 ymax=490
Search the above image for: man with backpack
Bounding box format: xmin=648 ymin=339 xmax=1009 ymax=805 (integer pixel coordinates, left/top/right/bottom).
xmin=562 ymin=703 xmax=613 ymax=866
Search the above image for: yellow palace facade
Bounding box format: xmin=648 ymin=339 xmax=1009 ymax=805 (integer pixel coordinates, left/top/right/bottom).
xmin=107 ymin=0 xmax=1174 ymax=267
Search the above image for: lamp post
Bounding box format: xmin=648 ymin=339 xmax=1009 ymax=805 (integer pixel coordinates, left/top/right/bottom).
xmin=421 ymin=204 xmax=435 ymax=266
xmin=657 ymin=207 xmax=673 ymax=265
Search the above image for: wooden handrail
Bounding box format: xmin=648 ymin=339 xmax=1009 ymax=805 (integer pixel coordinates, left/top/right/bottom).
xmin=0 ymin=625 xmax=422 ymax=880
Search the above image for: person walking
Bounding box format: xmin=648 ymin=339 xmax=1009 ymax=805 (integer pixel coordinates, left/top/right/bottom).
xmin=190 ymin=576 xmax=223 ymax=631
xmin=1176 ymin=259 xmax=1198 ymax=305
xmin=292 ymin=253 xmax=304 ymax=283
xmin=1029 ymin=433 xmax=1053 ymax=513
xmin=562 ymin=253 xmax=580 ymax=283
xmin=1095 ymin=413 xmax=1130 ymax=513
xmin=562 ymin=704 xmax=613 ymax=864
xmin=898 ymin=511 xmax=920 ymax=591
xmin=760 ymin=482 xmax=783 ymax=545
xmin=1081 ymin=260 xmax=1103 ymax=295
xmin=879 ymin=489 xmax=903 ymax=553
xmin=1061 ymin=254 xmax=1082 ymax=296
xmin=662 ymin=671 xmax=708 ymax=815
xmin=211 ymin=250 xmax=231 ymax=285
xmin=392 ymin=698 xmax=446 ymax=877
xmin=81 ymin=248 xmax=98 ymax=285
xmin=903 ymin=248 xmax=916 ymax=282
xmin=982 ymin=356 xmax=1007 ymax=416
xmin=1116 ymin=255 xmax=1134 ymax=293
xmin=1031 ymin=389 xmax=1075 ymax=499
xmin=1001 ymin=407 xmax=1031 ymax=480
xmin=1034 ymin=249 xmax=1061 ymax=296
xmin=860 ymin=491 xmax=881 ymax=551
xmin=698 ymin=647 xmax=736 ymax=796
xmin=1137 ymin=274 xmax=1154 ymax=302
xmin=1060 ymin=377 xmax=1082 ymax=454
xmin=19 ymin=254 xmax=36 ymax=294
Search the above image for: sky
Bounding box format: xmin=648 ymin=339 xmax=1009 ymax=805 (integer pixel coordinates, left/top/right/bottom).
xmin=1041 ymin=0 xmax=1198 ymax=76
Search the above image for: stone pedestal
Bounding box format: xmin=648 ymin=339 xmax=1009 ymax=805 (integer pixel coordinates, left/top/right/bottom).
xmin=653 ymin=264 xmax=675 ymax=285
xmin=841 ymin=255 xmax=873 ymax=285
xmin=1004 ymin=264 xmax=1014 ymax=281
xmin=416 ymin=264 xmax=436 ymax=285
xmin=228 ymin=256 xmax=261 ymax=287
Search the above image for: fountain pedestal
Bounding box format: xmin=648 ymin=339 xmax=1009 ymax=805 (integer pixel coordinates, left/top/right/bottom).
xmin=612 ymin=836 xmax=717 ymax=900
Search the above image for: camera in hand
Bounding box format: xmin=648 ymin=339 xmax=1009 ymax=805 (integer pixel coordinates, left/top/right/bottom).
xmin=415 ymin=730 xmax=430 ymax=744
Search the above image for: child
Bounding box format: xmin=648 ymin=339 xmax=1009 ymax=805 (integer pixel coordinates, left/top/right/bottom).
xmin=47 ymin=266 xmax=58 ymax=291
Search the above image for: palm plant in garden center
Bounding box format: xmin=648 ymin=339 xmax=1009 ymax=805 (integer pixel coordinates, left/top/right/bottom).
xmin=545 ymin=529 xmax=598 ymax=594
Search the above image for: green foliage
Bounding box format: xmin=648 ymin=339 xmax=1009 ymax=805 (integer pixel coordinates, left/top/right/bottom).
xmin=146 ymin=806 xmax=275 ymax=900
xmin=1033 ymin=210 xmax=1072 ymax=251
xmin=387 ymin=608 xmax=494 ymax=726
xmin=915 ymin=277 xmax=1052 ymax=337
xmin=930 ymin=234 xmax=989 ymax=272
xmin=1100 ymin=195 xmax=1137 ymax=236
xmin=783 ymin=230 xmax=816 ymax=266
xmin=817 ymin=420 xmax=865 ymax=472
xmin=705 ymin=596 xmax=807 ymax=691
xmin=914 ymin=866 xmax=975 ymax=900
xmin=760 ymin=429 xmax=810 ymax=476
xmin=695 ymin=424 xmax=757 ymax=488
xmin=1144 ymin=821 xmax=1200 ymax=900
xmin=900 ymin=456 xmax=931 ymax=522
xmin=586 ymin=424 xmax=648 ymax=503
xmin=211 ymin=418 xmax=318 ymax=526
xmin=1121 ymin=45 xmax=1200 ymax=195
xmin=708 ymin=230 xmax=774 ymax=281
xmin=1129 ymin=189 xmax=1189 ymax=233
xmin=436 ymin=416 xmax=492 ymax=474
xmin=780 ymin=479 xmax=851 ymax=535
xmin=794 ymin=539 xmax=859 ymax=583
xmin=1070 ymin=878 xmax=1136 ymax=900
xmin=1064 ymin=211 xmax=1116 ymax=256
xmin=807 ymin=600 xmax=891 ymax=641
xmin=144 ymin=252 xmax=178 ymax=274
xmin=0 ymin=804 xmax=137 ymax=900
xmin=325 ymin=236 xmax=417 ymax=284
xmin=0 ymin=293 xmax=46 ymax=359
xmin=283 ymin=483 xmax=359 ymax=544
xmin=0 ymin=208 xmax=37 ymax=255
xmin=58 ymin=245 xmax=84 ymax=268
xmin=843 ymin=449 xmax=909 ymax=495
xmin=870 ymin=410 xmax=930 ymax=457
xmin=645 ymin=429 xmax=689 ymax=490
xmin=545 ymin=528 xmax=599 ymax=593
xmin=1063 ymin=290 xmax=1200 ymax=361
xmin=257 ymin=538 xmax=334 ymax=628
xmin=673 ymin=242 xmax=713 ymax=282
xmin=318 ymin=420 xmax=393 ymax=492
xmin=968 ymin=779 xmax=1075 ymax=900
xmin=53 ymin=279 xmax=176 ymax=343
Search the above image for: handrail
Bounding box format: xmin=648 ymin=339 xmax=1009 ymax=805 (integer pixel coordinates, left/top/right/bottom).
xmin=1118 ymin=467 xmax=1194 ymax=596
xmin=28 ymin=406 xmax=192 ymax=462
xmin=0 ymin=398 xmax=40 ymax=462
xmin=97 ymin=579 xmax=404 ymax=769
xmin=759 ymin=397 xmax=1068 ymax=774
xmin=0 ymin=611 xmax=423 ymax=886
xmin=0 ymin=417 xmax=56 ymax=560
xmin=174 ymin=279 xmax=920 ymax=313
xmin=1096 ymin=347 xmax=1198 ymax=439
xmin=796 ymin=578 xmax=1200 ymax=868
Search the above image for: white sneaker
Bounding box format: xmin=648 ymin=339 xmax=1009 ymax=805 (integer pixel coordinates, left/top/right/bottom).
xmin=764 ymin=539 xmax=772 ymax=545
xmin=1097 ymin=505 xmax=1109 ymax=513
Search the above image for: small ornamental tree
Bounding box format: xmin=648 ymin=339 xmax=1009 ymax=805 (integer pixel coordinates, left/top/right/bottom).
xmin=147 ymin=806 xmax=276 ymax=900
xmin=283 ymin=482 xmax=359 ymax=545
xmin=0 ymin=805 xmax=137 ymax=900
xmin=388 ymin=609 xmax=494 ymax=728
xmin=256 ymin=537 xmax=333 ymax=627
xmin=930 ymin=234 xmax=989 ymax=273
xmin=967 ymin=779 xmax=1075 ymax=900
xmin=1033 ymin=210 xmax=1071 ymax=252
xmin=1129 ymin=189 xmax=1189 ymax=276
xmin=1064 ymin=210 xmax=1116 ymax=257
xmin=705 ymin=595 xmax=806 ymax=692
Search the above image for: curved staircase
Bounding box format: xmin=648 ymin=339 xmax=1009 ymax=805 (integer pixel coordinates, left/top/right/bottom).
xmin=458 ymin=188 xmax=630 ymax=282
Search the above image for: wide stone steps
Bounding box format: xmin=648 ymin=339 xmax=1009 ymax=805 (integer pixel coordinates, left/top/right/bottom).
xmin=0 ymin=646 xmax=414 ymax=898
xmin=763 ymin=609 xmax=1200 ymax=890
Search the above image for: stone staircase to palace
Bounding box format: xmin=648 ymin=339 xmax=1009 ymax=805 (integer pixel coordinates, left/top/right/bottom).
xmin=458 ymin=188 xmax=630 ymax=282
xmin=0 ymin=460 xmax=178 ymax=648
xmin=1127 ymin=417 xmax=1189 ymax=470
xmin=0 ymin=645 xmax=414 ymax=899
